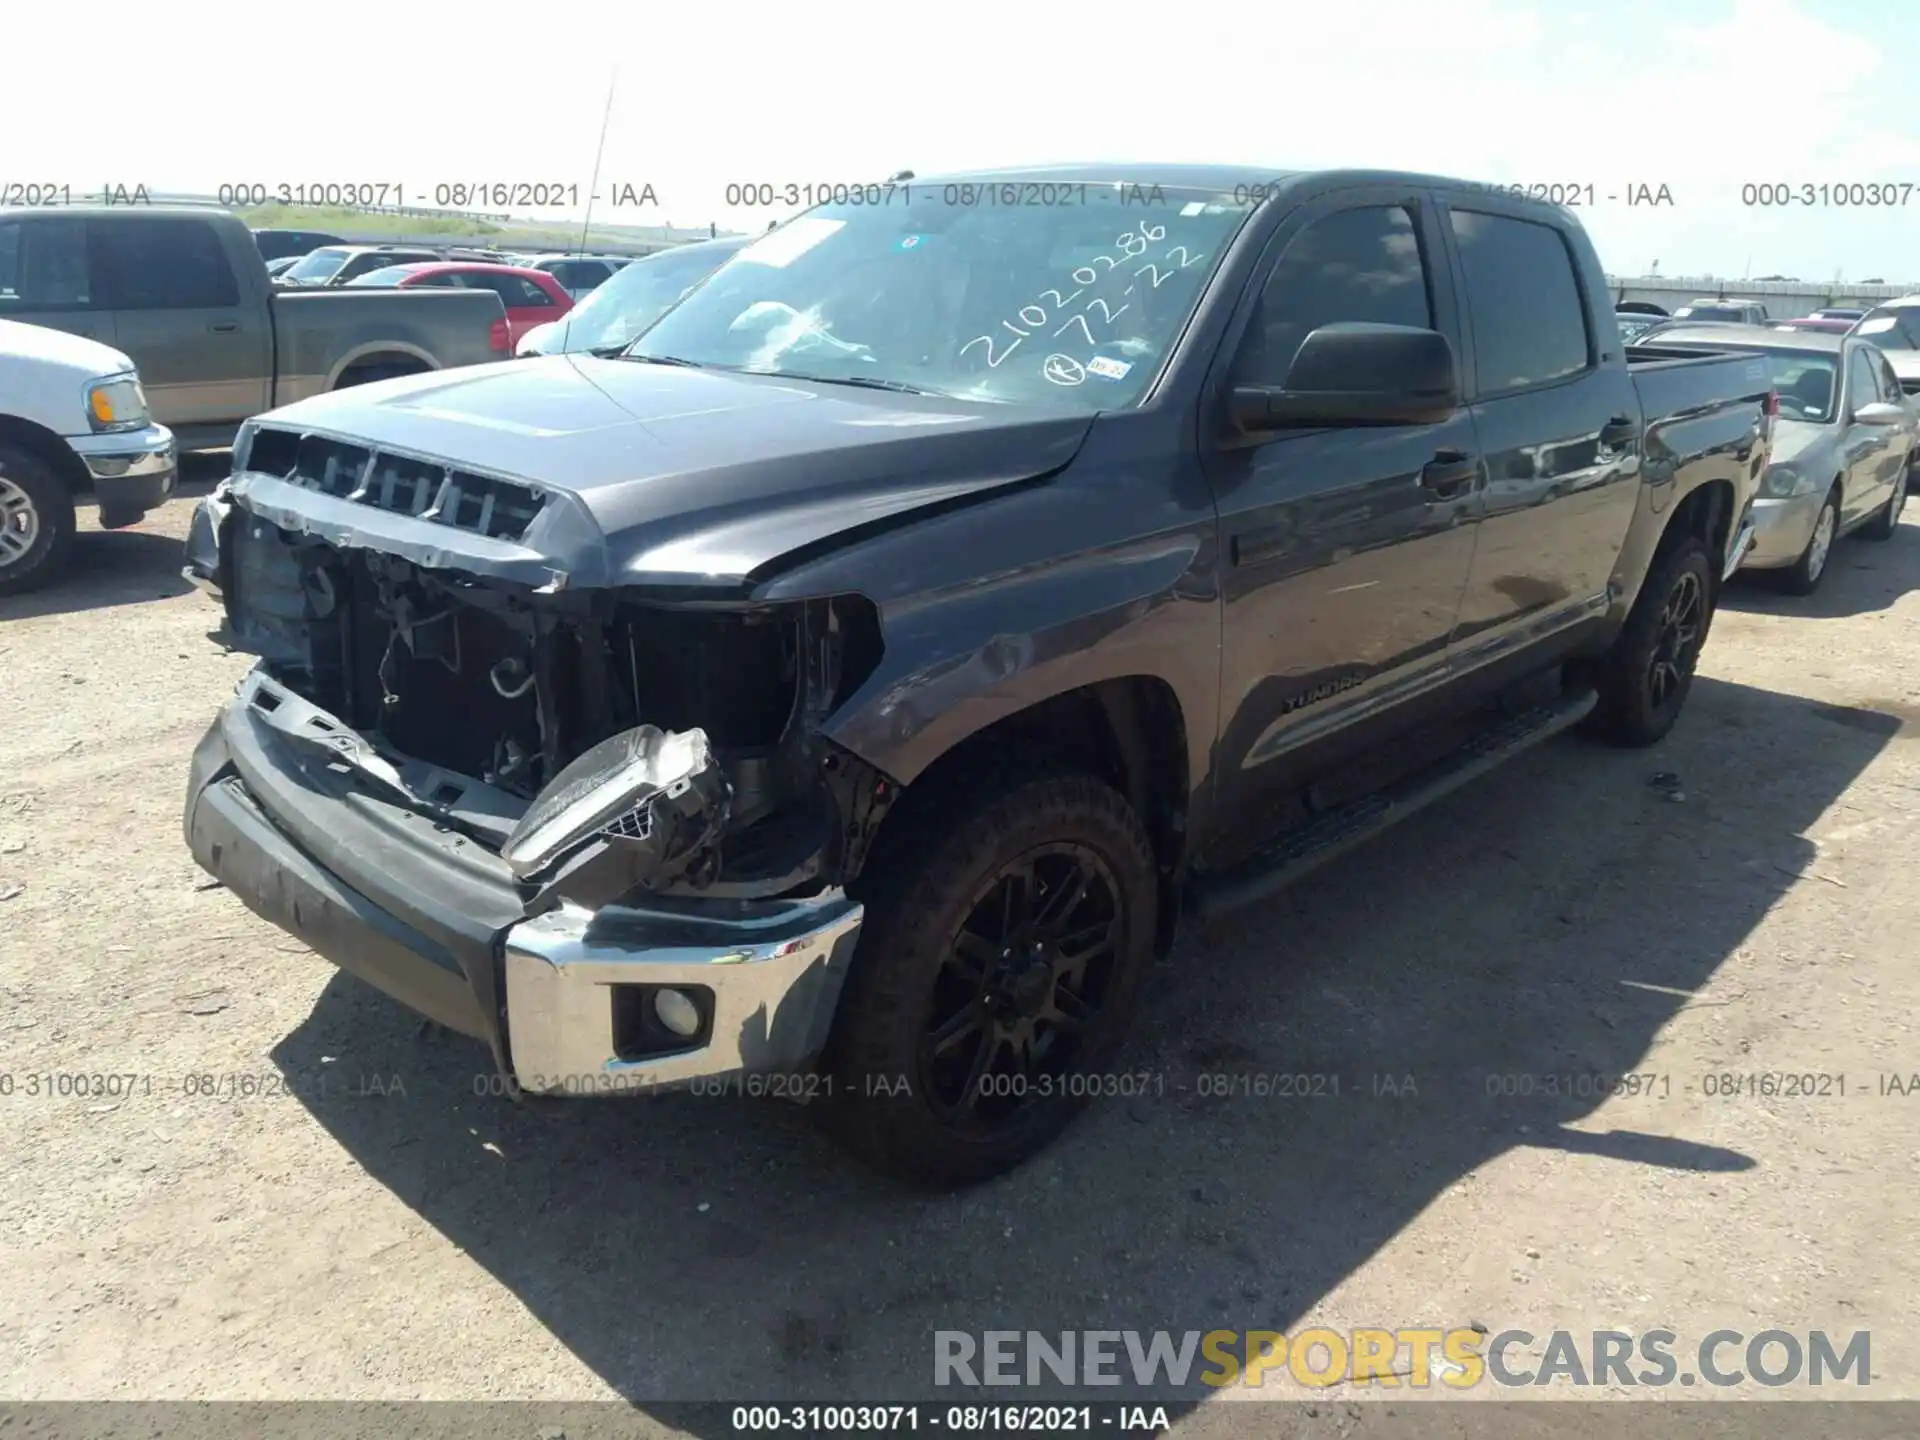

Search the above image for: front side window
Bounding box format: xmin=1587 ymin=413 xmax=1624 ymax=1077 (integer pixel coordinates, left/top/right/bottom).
xmin=96 ymin=219 xmax=239 ymax=309
xmin=1847 ymin=352 xmax=1882 ymax=413
xmin=0 ymin=217 xmax=93 ymax=311
xmin=1232 ymin=204 xmax=1431 ymax=387
xmin=630 ymin=186 xmax=1253 ymax=409
xmin=1450 ymin=210 xmax=1590 ymax=391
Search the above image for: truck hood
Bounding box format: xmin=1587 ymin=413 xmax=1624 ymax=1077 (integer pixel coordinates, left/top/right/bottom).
xmin=0 ymin=318 xmax=136 ymax=378
xmin=235 ymin=355 xmax=1096 ymax=590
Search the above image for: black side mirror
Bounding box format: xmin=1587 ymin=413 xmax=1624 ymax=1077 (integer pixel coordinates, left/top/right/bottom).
xmin=1231 ymin=322 xmax=1460 ymax=432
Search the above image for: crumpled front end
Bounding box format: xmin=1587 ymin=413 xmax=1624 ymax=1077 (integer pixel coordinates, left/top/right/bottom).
xmin=184 ymin=450 xmax=899 ymax=1094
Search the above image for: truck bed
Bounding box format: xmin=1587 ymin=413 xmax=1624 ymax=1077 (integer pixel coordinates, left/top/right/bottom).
xmin=269 ymin=287 xmax=507 ymax=409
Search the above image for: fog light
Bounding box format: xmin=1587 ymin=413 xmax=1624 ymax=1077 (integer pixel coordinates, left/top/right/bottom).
xmin=654 ymin=988 xmax=702 ymax=1039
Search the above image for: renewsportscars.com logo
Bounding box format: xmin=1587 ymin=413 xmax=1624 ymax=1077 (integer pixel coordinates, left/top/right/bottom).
xmin=934 ymin=1328 xmax=1872 ymax=1390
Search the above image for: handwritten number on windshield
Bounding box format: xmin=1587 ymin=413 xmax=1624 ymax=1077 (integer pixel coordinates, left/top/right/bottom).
xmin=960 ymin=222 xmax=1203 ymax=384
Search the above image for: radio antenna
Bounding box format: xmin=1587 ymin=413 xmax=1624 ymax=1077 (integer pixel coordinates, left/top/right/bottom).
xmin=577 ymin=69 xmax=618 ymax=256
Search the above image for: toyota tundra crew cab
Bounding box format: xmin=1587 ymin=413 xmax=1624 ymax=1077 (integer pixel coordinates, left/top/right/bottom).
xmin=181 ymin=167 xmax=1775 ymax=1184
xmin=0 ymin=207 xmax=509 ymax=453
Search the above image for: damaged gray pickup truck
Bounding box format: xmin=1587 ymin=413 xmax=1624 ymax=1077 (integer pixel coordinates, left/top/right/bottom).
xmin=183 ymin=166 xmax=1774 ymax=1184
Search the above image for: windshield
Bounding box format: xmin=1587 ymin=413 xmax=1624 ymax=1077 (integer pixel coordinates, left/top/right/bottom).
xmin=546 ymin=245 xmax=741 ymax=352
xmin=1616 ymin=314 xmax=1661 ymax=340
xmin=628 ymin=187 xmax=1253 ymax=407
xmin=1758 ymin=352 xmax=1839 ymax=422
xmin=345 ymin=265 xmax=427 ymax=287
xmin=1856 ymin=308 xmax=1920 ymax=349
xmin=285 ymin=247 xmax=350 ymax=283
xmin=1673 ymin=304 xmax=1747 ymax=323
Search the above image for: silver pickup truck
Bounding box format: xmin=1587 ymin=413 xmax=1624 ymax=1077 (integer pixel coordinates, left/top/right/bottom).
xmin=0 ymin=207 xmax=507 ymax=452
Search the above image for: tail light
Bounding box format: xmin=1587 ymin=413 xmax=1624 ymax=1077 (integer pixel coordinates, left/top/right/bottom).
xmin=1763 ymin=389 xmax=1779 ymax=416
xmin=488 ymin=317 xmax=511 ymax=353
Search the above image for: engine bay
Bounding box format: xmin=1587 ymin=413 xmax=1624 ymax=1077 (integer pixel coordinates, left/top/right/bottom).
xmin=223 ymin=507 xmax=895 ymax=904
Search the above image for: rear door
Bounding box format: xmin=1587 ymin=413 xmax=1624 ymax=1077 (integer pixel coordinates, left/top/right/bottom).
xmin=1435 ymin=198 xmax=1641 ymax=669
xmin=1203 ymin=188 xmax=1482 ymax=845
xmin=94 ymin=215 xmax=269 ymax=425
xmin=0 ymin=214 xmax=115 ymax=346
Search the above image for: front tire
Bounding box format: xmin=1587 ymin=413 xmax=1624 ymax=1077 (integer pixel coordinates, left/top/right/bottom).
xmin=0 ymin=443 xmax=76 ymax=597
xmin=1588 ymin=532 xmax=1715 ymax=748
xmin=825 ymin=764 xmax=1158 ymax=1186
xmin=1780 ymin=486 xmax=1840 ymax=595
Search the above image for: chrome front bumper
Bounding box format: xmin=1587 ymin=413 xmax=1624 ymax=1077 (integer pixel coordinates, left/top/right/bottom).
xmin=66 ymin=423 xmax=177 ymax=524
xmin=505 ymin=895 xmax=864 ymax=1094
xmin=184 ymin=667 xmax=866 ymax=1095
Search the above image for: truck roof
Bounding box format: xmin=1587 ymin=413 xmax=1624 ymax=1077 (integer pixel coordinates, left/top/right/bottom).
xmin=908 ymin=163 xmax=1584 ymax=211
xmin=0 ymin=204 xmax=243 ymax=221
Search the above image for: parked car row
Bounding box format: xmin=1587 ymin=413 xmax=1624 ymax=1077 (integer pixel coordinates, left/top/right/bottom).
xmin=259 ymin=231 xmax=639 ymax=300
xmin=1606 ymin=297 xmax=1918 ymax=595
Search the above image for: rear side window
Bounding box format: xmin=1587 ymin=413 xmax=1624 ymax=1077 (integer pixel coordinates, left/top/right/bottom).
xmin=1234 ymin=204 xmax=1432 ymax=386
xmin=1449 ymin=210 xmax=1590 ymax=391
xmin=0 ymin=217 xmax=94 ymax=311
xmin=96 ymin=219 xmax=239 ymax=309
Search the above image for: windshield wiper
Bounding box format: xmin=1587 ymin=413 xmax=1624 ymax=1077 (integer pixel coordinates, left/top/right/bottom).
xmin=618 ymin=352 xmax=705 ymax=368
xmin=767 ymin=371 xmax=933 ymax=395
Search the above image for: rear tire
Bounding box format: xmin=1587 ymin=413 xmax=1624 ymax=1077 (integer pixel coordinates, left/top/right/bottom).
xmin=0 ymin=443 xmax=76 ymax=597
xmin=1862 ymin=466 xmax=1907 ymax=542
xmin=1780 ymin=486 xmax=1840 ymax=594
xmin=824 ymin=761 xmax=1158 ymax=1186
xmin=1588 ymin=532 xmax=1714 ymax=748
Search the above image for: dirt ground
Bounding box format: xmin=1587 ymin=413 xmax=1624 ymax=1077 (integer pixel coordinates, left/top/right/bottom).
xmin=2 ymin=464 xmax=1918 ymax=1421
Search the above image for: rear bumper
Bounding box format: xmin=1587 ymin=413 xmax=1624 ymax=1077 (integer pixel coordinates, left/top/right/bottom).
xmin=183 ymin=668 xmax=864 ymax=1092
xmin=66 ymin=423 xmax=177 ymax=526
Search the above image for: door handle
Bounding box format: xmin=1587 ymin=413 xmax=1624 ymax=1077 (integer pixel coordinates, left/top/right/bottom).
xmin=208 ymin=321 xmax=239 ymax=333
xmin=1420 ymin=449 xmax=1478 ymax=498
xmin=1599 ymin=416 xmax=1637 ymax=448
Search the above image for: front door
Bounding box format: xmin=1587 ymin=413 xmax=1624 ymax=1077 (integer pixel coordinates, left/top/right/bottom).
xmin=1838 ymin=345 xmax=1905 ymax=523
xmin=1202 ymin=191 xmax=1481 ymax=852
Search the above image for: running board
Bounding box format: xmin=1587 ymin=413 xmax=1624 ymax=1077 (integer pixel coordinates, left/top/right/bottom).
xmin=1189 ymin=687 xmax=1598 ymax=921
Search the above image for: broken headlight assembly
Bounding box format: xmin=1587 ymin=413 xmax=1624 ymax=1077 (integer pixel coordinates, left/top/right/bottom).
xmin=501 ymin=725 xmax=732 ymax=908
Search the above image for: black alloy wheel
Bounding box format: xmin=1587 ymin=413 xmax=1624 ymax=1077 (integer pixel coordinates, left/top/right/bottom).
xmin=919 ymin=843 xmax=1123 ymax=1129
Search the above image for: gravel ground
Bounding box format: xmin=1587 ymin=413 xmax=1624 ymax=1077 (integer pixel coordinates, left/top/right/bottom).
xmin=2 ymin=465 xmax=1917 ymax=1424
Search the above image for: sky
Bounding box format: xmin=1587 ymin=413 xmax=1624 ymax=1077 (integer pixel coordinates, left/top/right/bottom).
xmin=12 ymin=0 xmax=1920 ymax=281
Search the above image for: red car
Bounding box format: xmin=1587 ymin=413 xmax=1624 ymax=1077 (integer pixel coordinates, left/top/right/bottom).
xmin=346 ymin=262 xmax=575 ymax=349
